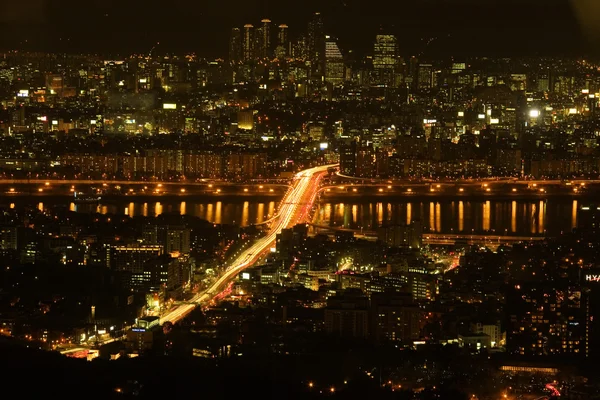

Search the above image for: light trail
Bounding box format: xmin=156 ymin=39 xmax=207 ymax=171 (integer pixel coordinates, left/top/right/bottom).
xmin=160 ymin=164 xmax=336 ymax=324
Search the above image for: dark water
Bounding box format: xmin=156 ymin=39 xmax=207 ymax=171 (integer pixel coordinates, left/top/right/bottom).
xmin=313 ymin=199 xmax=580 ymax=235
xmin=23 ymin=198 xmax=582 ymax=235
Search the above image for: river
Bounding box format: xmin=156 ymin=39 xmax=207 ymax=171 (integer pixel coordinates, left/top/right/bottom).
xmin=14 ymin=198 xmax=585 ymax=236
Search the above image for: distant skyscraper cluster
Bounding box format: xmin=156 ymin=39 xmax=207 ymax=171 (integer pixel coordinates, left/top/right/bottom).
xmin=230 ymin=19 xmax=288 ymax=64
xmin=228 ymin=12 xmax=337 ymax=81
xmin=227 ymin=12 xmax=415 ymax=89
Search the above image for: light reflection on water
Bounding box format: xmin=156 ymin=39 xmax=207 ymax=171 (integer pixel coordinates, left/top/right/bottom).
xmin=63 ymin=200 xmax=277 ymax=226
xmin=32 ymin=199 xmax=581 ymax=234
xmin=313 ymin=199 xmax=578 ymax=235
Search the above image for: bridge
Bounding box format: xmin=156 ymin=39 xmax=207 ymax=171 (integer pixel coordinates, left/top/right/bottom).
xmin=159 ymin=164 xmax=337 ymax=324
xmin=321 ymin=177 xmax=596 ymax=198
xmin=307 ymin=223 xmax=546 ymax=247
xmin=422 ymin=233 xmax=546 ymax=246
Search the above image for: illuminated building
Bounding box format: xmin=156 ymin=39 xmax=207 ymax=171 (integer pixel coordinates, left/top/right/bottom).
xmin=458 ymin=333 xmax=492 ymax=350
xmin=325 ymin=36 xmax=344 ymax=86
xmin=373 ymin=34 xmax=398 ymax=87
xmin=243 ymin=24 xmax=254 ymax=62
xmin=0 ymin=226 xmax=18 ymax=253
xmin=143 ymin=224 xmax=191 ymax=255
xmin=307 ymin=12 xmax=325 ymax=77
xmin=293 ymin=34 xmax=309 ymax=59
xmin=259 ymin=19 xmax=272 ymax=59
xmin=324 ymin=289 xmax=369 ymax=338
xmin=377 ymin=222 xmax=423 ymax=249
xmin=237 ymin=110 xmax=254 ymax=130
xmin=499 ymin=365 xmax=558 ymax=374
xmin=126 ymin=317 xmax=160 ymax=353
xmin=582 ymin=268 xmax=600 ymax=359
xmin=417 ymin=63 xmax=433 ymax=91
xmin=370 ymin=290 xmax=421 ymax=343
xmin=226 ymin=153 xmax=267 ymax=179
xmin=275 ymin=24 xmax=289 ymax=59
xmin=111 ymin=244 xmax=163 ymax=289
xmin=355 ymin=144 xmax=375 ymax=177
xmin=339 ymin=140 xmax=357 ymax=176
xmin=229 ymin=28 xmax=242 ymax=64
xmin=506 ymin=283 xmax=586 ymax=357
xmin=471 ymin=321 xmax=502 ymax=347
xmin=307 ymin=123 xmax=325 ymax=141
xmin=366 ymin=271 xmax=437 ymax=302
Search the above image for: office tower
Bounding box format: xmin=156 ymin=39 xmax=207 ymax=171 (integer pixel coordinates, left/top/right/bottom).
xmin=325 ymin=36 xmax=344 ymax=86
xmin=276 ymin=24 xmax=289 ymax=59
xmin=355 ymin=144 xmax=375 ymax=177
xmin=418 ymin=63 xmax=433 ymax=91
xmin=339 ymin=140 xmax=357 ymax=176
xmin=537 ymin=71 xmax=550 ymax=92
xmin=373 ymin=34 xmax=398 ymax=87
xmin=307 ymin=12 xmax=326 ymax=77
xmin=111 ymin=244 xmax=163 ymax=289
xmin=259 ymin=19 xmax=271 ymax=59
xmin=408 ymin=56 xmax=419 ymax=89
xmin=294 ymin=35 xmax=308 ymax=59
xmin=243 ymin=24 xmax=254 ymax=62
xmin=142 ymin=224 xmax=191 ymax=255
xmin=229 ymin=28 xmax=242 ymax=64
xmin=254 ymin=26 xmax=264 ymax=60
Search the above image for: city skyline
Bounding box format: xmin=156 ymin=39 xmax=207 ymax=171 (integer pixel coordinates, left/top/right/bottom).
xmin=0 ymin=0 xmax=590 ymax=57
xmin=3 ymin=1 xmax=600 ymax=398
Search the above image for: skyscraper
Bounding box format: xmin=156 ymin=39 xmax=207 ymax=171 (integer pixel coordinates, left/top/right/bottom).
xmin=254 ymin=27 xmax=264 ymax=60
xmin=418 ymin=63 xmax=434 ymax=91
xmin=325 ymin=36 xmax=344 ymax=86
xmin=276 ymin=24 xmax=289 ymax=59
xmin=229 ymin=28 xmax=242 ymax=65
xmin=259 ymin=19 xmax=272 ymax=59
xmin=307 ymin=12 xmax=326 ymax=77
xmin=373 ymin=34 xmax=398 ymax=87
xmin=243 ymin=24 xmax=254 ymax=62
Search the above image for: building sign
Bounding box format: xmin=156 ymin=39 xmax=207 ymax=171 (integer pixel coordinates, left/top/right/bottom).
xmin=585 ymin=274 xmax=600 ymax=282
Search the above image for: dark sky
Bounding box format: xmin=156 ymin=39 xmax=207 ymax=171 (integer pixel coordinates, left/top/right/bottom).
xmin=0 ymin=0 xmax=594 ymax=57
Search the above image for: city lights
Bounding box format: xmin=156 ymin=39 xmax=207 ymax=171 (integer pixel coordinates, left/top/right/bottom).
xmin=1 ymin=11 xmax=598 ymax=397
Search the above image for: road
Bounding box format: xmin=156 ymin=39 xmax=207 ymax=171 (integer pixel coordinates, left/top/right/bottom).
xmin=160 ymin=164 xmax=336 ymax=324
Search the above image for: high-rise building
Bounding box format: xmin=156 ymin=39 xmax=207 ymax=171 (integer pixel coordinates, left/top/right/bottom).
xmin=259 ymin=19 xmax=271 ymax=59
xmin=370 ymin=290 xmax=421 ymax=343
xmin=339 ymin=140 xmax=357 ymax=176
xmin=243 ymin=24 xmax=254 ymax=62
xmin=275 ymin=24 xmax=289 ymax=59
xmin=356 ymin=144 xmax=375 ymax=177
xmin=325 ymin=36 xmax=344 ymax=86
xmin=307 ymin=12 xmax=326 ymax=77
xmin=293 ymin=35 xmax=308 ymax=60
xmin=373 ymin=34 xmax=398 ymax=87
xmin=506 ymin=282 xmax=586 ymax=358
xmin=417 ymin=63 xmax=434 ymax=91
xmin=324 ymin=289 xmax=369 ymax=338
xmin=229 ymin=28 xmax=242 ymax=64
xmin=111 ymin=244 xmax=164 ymax=289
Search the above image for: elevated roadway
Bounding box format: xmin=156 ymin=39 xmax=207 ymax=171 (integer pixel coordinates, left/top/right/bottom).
xmin=160 ymin=164 xmax=336 ymax=324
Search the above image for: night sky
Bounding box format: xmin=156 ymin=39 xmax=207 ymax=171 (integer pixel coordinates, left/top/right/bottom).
xmin=0 ymin=0 xmax=594 ymax=57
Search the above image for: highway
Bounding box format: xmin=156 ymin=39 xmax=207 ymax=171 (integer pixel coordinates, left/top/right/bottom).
xmin=160 ymin=164 xmax=336 ymax=324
